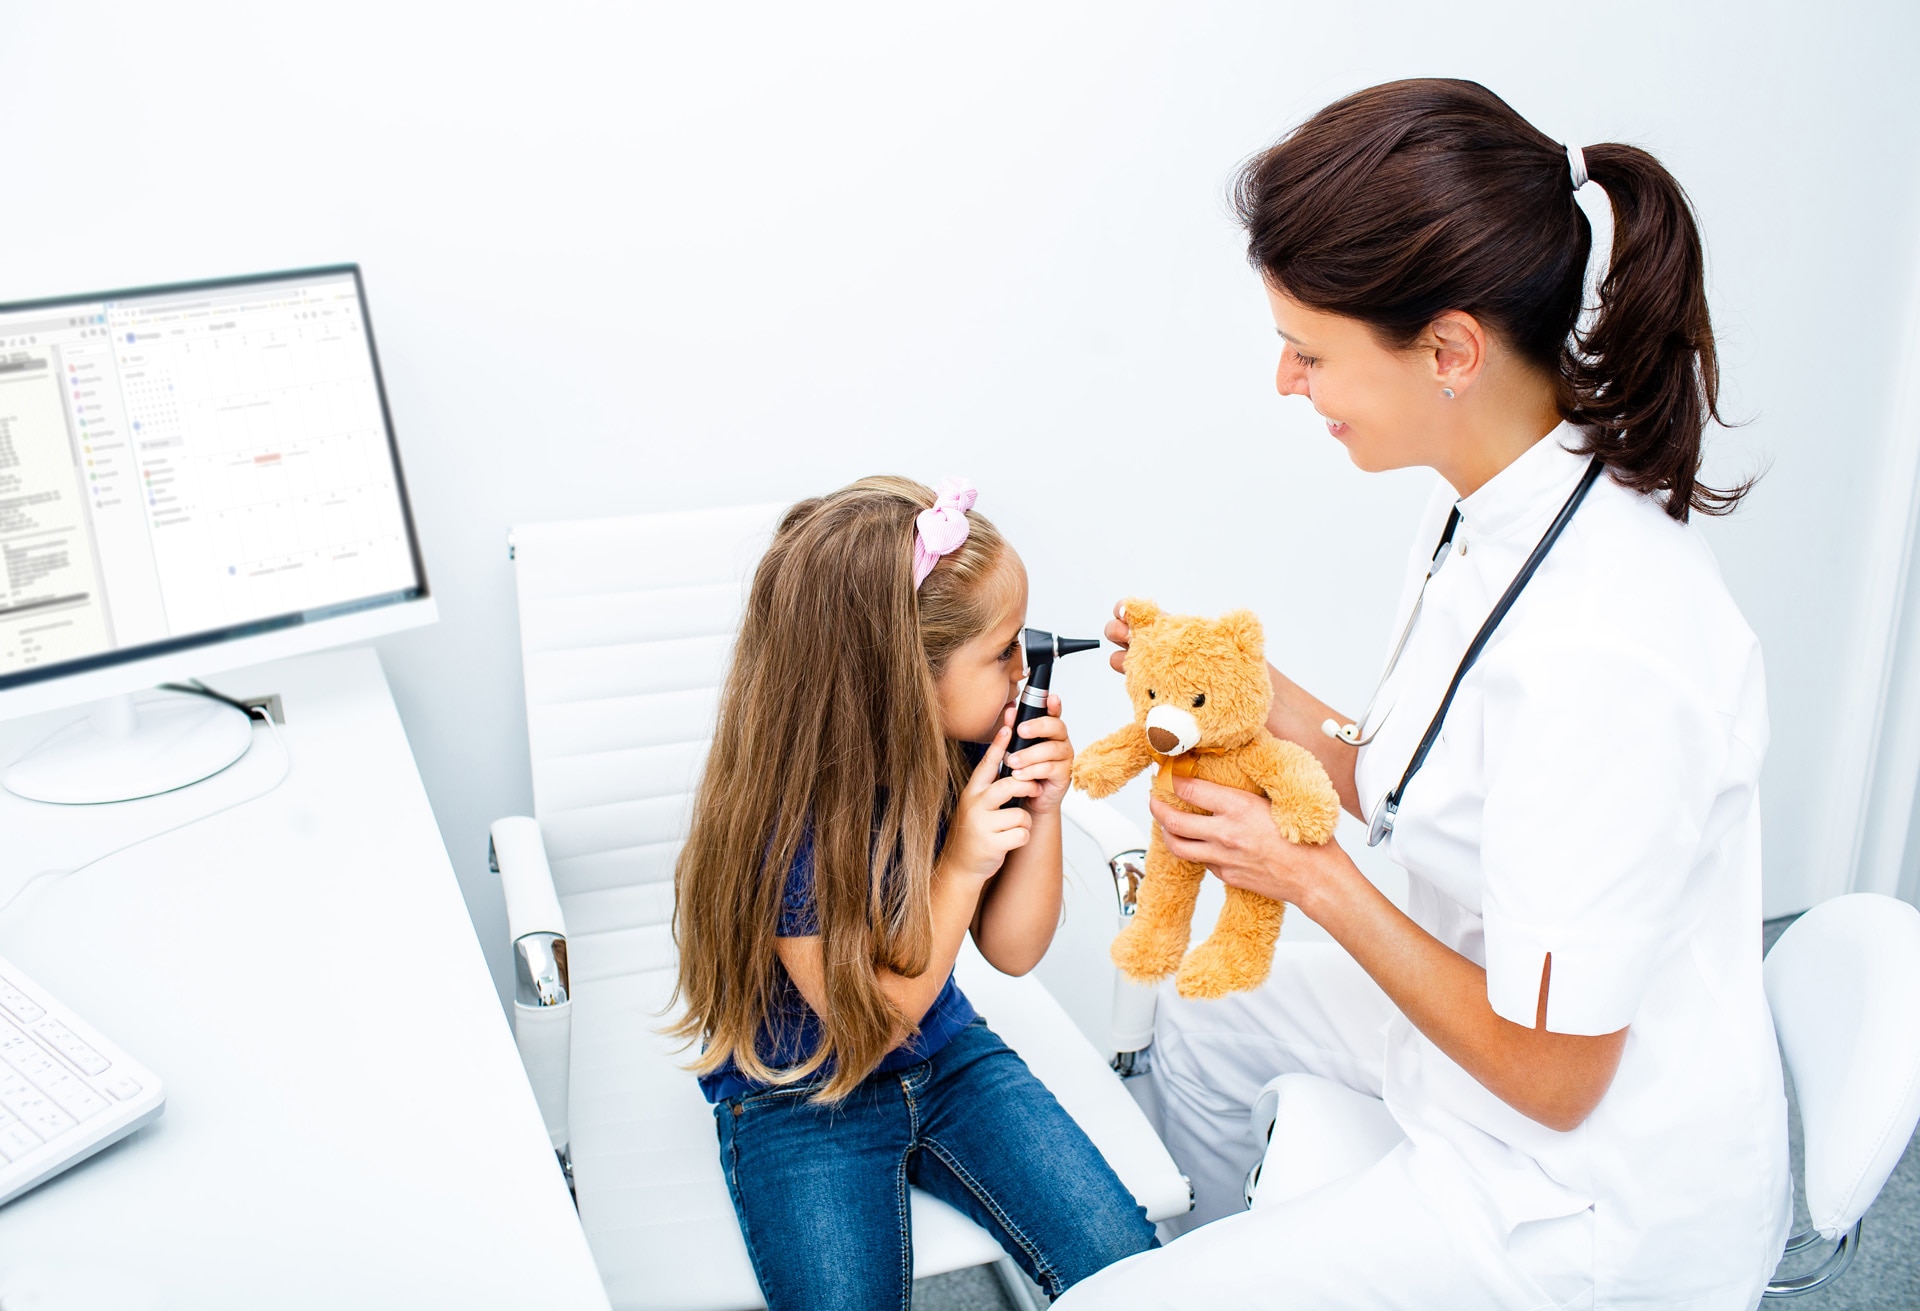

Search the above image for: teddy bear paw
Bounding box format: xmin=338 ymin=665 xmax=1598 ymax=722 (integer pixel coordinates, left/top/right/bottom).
xmin=1173 ymin=936 xmax=1274 ymax=999
xmin=1109 ymin=923 xmax=1189 ymax=983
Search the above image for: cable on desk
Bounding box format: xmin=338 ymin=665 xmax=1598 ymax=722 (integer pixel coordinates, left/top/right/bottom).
xmin=157 ymin=678 xmax=256 ymax=716
xmin=0 ymin=697 xmax=292 ymax=920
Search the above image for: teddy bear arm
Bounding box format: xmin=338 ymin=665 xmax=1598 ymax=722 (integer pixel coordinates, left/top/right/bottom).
xmin=1243 ymin=734 xmax=1342 ymax=846
xmin=1071 ymin=724 xmax=1156 ymax=799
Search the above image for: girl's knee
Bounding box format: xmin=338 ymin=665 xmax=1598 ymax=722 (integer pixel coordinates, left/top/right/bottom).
xmin=1048 ymin=1200 xmax=1159 ymax=1293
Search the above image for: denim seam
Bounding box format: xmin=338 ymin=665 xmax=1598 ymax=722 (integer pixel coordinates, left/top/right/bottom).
xmin=921 ymin=1135 xmax=1062 ymax=1295
xmin=899 ymin=1073 xmax=922 ymax=1311
xmin=720 ymin=1109 xmax=774 ymax=1296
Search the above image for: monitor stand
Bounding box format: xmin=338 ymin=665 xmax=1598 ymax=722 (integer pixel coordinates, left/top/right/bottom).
xmin=2 ymin=691 xmax=254 ymax=805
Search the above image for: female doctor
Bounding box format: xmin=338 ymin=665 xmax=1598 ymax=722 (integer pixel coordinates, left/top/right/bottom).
xmin=1056 ymin=79 xmax=1787 ymax=1309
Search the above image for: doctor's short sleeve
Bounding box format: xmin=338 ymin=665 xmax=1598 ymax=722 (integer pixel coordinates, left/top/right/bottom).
xmin=1474 ymin=636 xmax=1752 ymax=1035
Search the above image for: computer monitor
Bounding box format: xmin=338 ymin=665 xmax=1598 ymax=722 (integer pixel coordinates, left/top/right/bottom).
xmin=0 ymin=265 xmax=433 ymax=802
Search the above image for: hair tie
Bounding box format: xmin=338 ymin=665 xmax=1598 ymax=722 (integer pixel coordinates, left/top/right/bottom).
xmin=912 ymin=478 xmax=977 ymax=589
xmin=1566 ymin=143 xmax=1589 ymax=191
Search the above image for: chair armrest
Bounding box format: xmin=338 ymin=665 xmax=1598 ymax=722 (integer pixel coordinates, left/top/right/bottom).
xmin=489 ymin=817 xmax=572 ymax=1157
xmin=491 ymin=815 xmax=566 ymax=943
xmin=1061 ymin=790 xmax=1157 ymax=1066
xmin=1062 ymin=788 xmax=1148 ymax=871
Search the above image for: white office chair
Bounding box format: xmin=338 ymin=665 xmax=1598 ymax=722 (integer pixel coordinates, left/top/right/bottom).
xmin=488 ymin=506 xmax=1188 ymax=1311
xmin=1241 ymin=892 xmax=1920 ymax=1300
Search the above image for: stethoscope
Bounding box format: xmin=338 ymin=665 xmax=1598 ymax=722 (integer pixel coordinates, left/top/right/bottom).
xmin=1323 ymin=455 xmax=1606 ymax=847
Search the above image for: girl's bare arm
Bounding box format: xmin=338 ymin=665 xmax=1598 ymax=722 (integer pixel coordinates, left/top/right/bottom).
xmin=776 ymin=854 xmax=992 ymax=1031
xmin=972 ymin=694 xmax=1075 ymax=975
xmin=777 ymin=725 xmax=1034 ymax=1033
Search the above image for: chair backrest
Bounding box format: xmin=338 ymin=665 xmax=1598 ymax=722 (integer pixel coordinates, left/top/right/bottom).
xmin=1765 ymin=892 xmax=1920 ymax=1240
xmin=509 ymin=506 xmax=783 ymax=912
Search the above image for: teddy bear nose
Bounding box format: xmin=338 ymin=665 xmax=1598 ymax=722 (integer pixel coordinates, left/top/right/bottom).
xmin=1144 ymin=704 xmax=1201 ymax=756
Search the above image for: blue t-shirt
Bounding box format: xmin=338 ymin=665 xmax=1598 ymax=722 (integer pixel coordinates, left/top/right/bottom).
xmin=698 ymin=754 xmax=983 ymax=1103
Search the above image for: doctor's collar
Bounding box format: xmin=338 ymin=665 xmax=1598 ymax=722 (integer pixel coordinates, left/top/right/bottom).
xmin=1453 ymin=423 xmax=1593 ymax=541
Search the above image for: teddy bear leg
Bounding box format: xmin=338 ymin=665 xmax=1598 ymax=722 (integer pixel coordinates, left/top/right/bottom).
xmin=1174 ymin=886 xmax=1287 ymax=999
xmin=1109 ymin=830 xmax=1206 ymax=984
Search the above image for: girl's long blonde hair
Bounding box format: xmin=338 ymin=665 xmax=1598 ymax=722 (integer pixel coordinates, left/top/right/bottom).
xmin=668 ymin=476 xmax=1010 ymax=1100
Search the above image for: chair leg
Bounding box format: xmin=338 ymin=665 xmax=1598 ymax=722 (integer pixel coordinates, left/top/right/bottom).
xmin=990 ymin=1255 xmax=1046 ymax=1311
xmin=1764 ymin=1219 xmax=1863 ymax=1298
xmin=556 ymin=1144 xmax=576 ymax=1210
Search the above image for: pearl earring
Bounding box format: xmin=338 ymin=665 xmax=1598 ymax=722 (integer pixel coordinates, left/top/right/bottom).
xmin=1441 ymin=387 xmax=1455 ymax=399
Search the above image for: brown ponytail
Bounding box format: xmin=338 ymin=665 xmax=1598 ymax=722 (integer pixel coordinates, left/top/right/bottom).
xmin=1232 ymin=78 xmax=1749 ymax=519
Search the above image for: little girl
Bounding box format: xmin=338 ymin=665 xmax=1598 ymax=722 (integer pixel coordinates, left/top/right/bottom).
xmin=671 ymin=476 xmax=1157 ymax=1309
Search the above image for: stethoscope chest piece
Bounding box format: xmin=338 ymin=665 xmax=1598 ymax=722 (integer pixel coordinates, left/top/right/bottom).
xmin=1366 ymin=795 xmax=1397 ymax=847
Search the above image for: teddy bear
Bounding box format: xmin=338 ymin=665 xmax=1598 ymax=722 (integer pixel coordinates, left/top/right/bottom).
xmin=1071 ymin=600 xmax=1341 ymax=999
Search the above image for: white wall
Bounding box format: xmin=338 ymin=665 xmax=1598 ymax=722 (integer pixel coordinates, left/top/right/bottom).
xmin=5 ymin=1 xmax=1917 ymax=1008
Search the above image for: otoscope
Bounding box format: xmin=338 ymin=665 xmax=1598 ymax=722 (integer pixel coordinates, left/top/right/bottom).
xmin=1000 ymin=627 xmax=1102 ymax=790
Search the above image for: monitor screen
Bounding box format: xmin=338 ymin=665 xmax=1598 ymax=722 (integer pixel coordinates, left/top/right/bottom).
xmin=0 ymin=266 xmax=426 ymax=693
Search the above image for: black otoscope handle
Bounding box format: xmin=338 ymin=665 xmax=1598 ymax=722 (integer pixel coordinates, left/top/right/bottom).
xmin=998 ymin=662 xmax=1055 ymax=802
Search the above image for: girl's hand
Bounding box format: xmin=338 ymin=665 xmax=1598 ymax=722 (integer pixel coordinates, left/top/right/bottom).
xmin=1149 ymin=775 xmax=1360 ymax=916
xmin=1004 ymin=691 xmax=1073 ymax=817
xmin=942 ymin=722 xmax=1037 ymax=883
xmin=1104 ymin=600 xmax=1131 ymax=674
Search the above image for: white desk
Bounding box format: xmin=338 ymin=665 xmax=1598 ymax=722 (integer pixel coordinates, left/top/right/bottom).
xmin=0 ymin=647 xmax=610 ymax=1310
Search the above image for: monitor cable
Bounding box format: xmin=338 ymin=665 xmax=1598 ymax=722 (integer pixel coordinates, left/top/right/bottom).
xmin=0 ymin=683 xmax=292 ymax=919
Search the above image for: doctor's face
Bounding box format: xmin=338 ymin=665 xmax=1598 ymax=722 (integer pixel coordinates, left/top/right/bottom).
xmin=1265 ymin=285 xmax=1443 ymax=474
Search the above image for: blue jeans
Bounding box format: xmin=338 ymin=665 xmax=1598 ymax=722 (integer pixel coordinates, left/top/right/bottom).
xmin=715 ymin=1017 xmax=1158 ymax=1310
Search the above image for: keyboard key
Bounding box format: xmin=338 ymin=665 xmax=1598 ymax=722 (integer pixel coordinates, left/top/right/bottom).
xmin=0 ymin=983 xmax=44 ymax=1024
xmin=0 ymin=1071 xmax=35 ymax=1106
xmin=0 ymin=1082 xmax=74 ymax=1140
xmin=32 ymin=1018 xmax=110 ymax=1076
xmin=104 ymin=1077 xmax=142 ymax=1101
xmin=5 ymin=1043 xmax=61 ymax=1084
xmin=39 ymin=1071 xmax=106 ymax=1121
xmin=0 ymin=1117 xmax=41 ymax=1162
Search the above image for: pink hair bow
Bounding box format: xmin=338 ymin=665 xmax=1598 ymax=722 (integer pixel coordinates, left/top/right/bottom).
xmin=912 ymin=478 xmax=978 ymax=589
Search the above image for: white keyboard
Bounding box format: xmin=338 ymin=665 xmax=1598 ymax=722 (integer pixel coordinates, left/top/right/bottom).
xmin=0 ymin=954 xmax=164 ymax=1207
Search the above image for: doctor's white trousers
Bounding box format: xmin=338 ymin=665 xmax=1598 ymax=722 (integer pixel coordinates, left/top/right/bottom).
xmin=1054 ymin=943 xmax=1598 ymax=1311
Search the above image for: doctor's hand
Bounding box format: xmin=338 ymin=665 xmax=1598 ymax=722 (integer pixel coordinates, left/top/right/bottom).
xmin=1149 ymin=775 xmax=1360 ymax=912
xmin=1103 ymin=601 xmax=1131 ymax=674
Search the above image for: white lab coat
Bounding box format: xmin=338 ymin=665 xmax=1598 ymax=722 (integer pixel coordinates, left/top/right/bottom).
xmin=1057 ymin=430 xmax=1790 ymax=1310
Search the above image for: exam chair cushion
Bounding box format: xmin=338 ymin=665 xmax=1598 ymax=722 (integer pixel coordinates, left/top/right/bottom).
xmin=1765 ymin=893 xmax=1920 ymax=1241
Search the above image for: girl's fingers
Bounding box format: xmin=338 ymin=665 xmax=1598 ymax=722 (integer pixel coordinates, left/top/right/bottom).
xmin=990 ymin=806 xmax=1034 ymax=832
xmin=981 ymin=775 xmax=1038 ymax=809
xmin=1005 ymin=737 xmax=1071 ymax=771
xmin=1006 ymin=715 xmax=1067 ymax=746
xmin=970 ymin=725 xmax=1013 ymax=790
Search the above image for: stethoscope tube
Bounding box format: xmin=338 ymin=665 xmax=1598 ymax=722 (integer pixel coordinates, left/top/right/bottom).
xmin=1326 ymin=505 xmax=1466 ymax=748
xmin=1363 ymin=455 xmax=1606 ymax=847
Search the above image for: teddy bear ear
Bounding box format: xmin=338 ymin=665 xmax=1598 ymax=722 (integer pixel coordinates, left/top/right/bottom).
xmin=1218 ymin=608 xmax=1265 ymax=659
xmin=1123 ymin=598 xmax=1162 ymax=630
